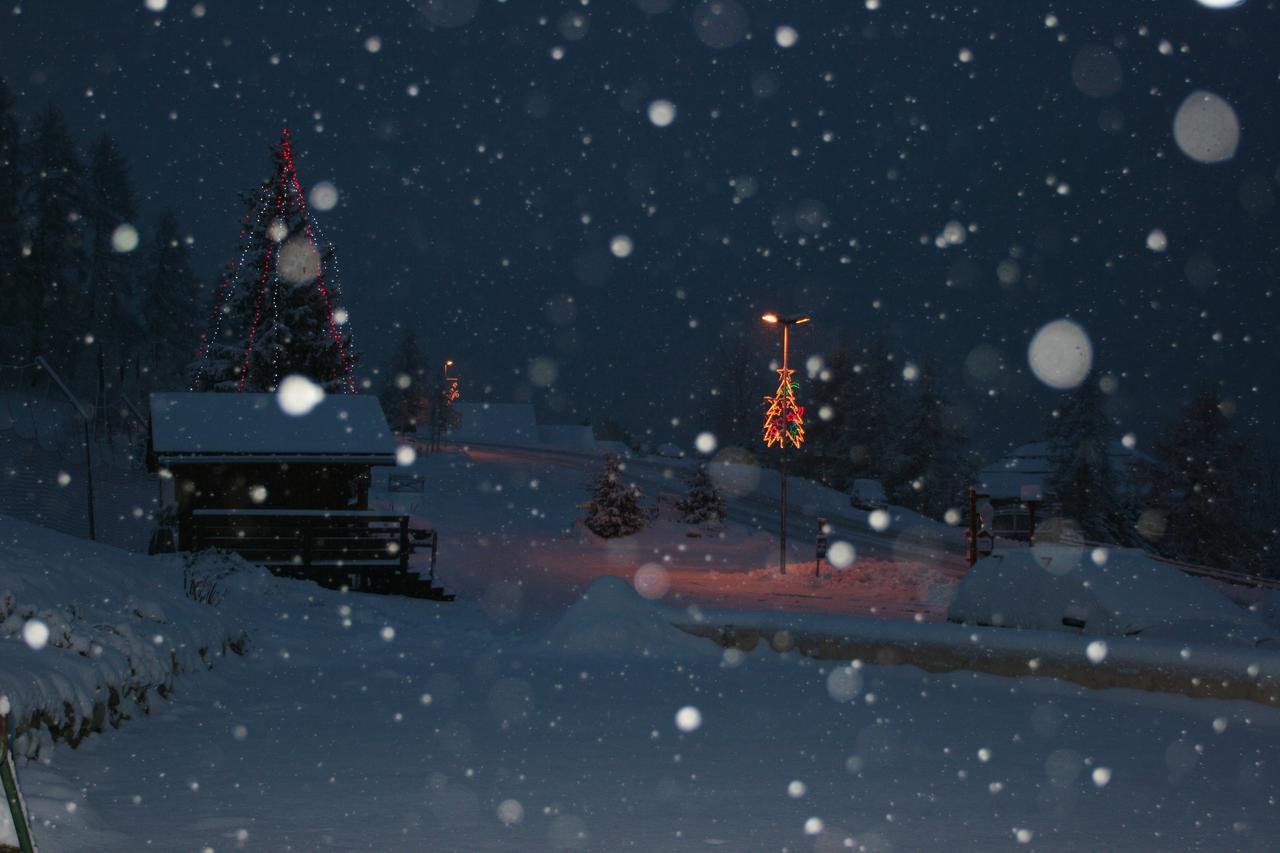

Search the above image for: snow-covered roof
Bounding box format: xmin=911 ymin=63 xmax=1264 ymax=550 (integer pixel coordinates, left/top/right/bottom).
xmin=150 ymin=392 xmax=396 ymax=464
xmin=538 ymin=424 xmax=598 ymax=451
xmin=978 ymin=439 xmax=1153 ymax=500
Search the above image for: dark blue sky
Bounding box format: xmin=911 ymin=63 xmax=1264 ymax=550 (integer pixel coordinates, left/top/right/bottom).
xmin=2 ymin=0 xmax=1276 ymax=457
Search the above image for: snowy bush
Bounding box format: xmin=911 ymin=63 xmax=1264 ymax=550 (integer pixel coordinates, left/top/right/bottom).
xmin=675 ymin=464 xmax=726 ymax=525
xmin=0 ymin=519 xmax=253 ymax=760
xmin=583 ymin=454 xmax=647 ymax=538
xmin=182 ymin=550 xmax=247 ymax=606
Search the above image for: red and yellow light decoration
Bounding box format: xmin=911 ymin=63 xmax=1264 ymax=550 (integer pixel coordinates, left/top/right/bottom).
xmin=763 ymin=367 xmax=805 ymax=449
xmin=193 ymin=128 xmax=356 ymax=394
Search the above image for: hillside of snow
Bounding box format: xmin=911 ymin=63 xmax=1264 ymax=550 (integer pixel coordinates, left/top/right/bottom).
xmin=0 ymin=516 xmax=1275 ymax=850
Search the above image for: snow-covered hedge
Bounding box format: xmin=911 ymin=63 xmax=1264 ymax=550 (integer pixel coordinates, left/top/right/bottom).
xmin=0 ymin=518 xmax=254 ymax=759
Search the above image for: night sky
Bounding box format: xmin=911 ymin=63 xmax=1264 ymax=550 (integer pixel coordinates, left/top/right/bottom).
xmin=2 ymin=0 xmax=1276 ymax=458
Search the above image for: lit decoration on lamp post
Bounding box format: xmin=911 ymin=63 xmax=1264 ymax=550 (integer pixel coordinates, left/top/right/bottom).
xmin=443 ymin=359 xmax=460 ymax=404
xmin=760 ymin=311 xmax=811 ymax=575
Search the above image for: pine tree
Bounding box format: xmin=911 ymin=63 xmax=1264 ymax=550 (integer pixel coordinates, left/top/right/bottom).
xmin=676 ymin=464 xmax=726 ymax=525
xmin=893 ymin=357 xmax=975 ymax=518
xmin=804 ymin=346 xmax=856 ymax=489
xmin=702 ymin=334 xmax=759 ymax=452
xmin=192 ymin=129 xmax=356 ymax=393
xmin=1148 ymin=388 xmax=1262 ymax=571
xmin=584 ymin=454 xmax=647 ymax=538
xmin=139 ymin=210 xmax=203 ymax=389
xmin=18 ymin=104 xmax=86 ymax=371
xmin=0 ymin=78 xmax=21 ymax=358
xmin=844 ymin=333 xmax=900 ymax=485
xmin=1045 ymin=380 xmax=1127 ymax=543
xmin=378 ymin=328 xmax=430 ymax=434
xmin=84 ymin=134 xmax=139 ymax=337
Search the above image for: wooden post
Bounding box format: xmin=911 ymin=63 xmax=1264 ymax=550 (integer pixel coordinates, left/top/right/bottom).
xmin=83 ymin=418 xmax=97 ymax=541
xmin=398 ymin=516 xmax=410 ymax=573
xmin=0 ymin=713 xmax=37 ymax=852
xmin=965 ymin=486 xmax=978 ymax=567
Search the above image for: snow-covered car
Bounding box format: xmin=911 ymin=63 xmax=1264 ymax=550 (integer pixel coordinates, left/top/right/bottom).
xmin=848 ymin=478 xmax=887 ymax=510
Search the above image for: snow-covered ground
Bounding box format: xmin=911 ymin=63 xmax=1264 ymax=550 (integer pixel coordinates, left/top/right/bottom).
xmin=0 ymin=504 xmax=1277 ymax=850
xmin=375 ymin=443 xmax=962 ymax=623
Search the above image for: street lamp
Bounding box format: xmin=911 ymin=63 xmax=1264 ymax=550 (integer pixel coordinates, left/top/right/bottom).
xmin=761 ymin=311 xmax=811 ymax=575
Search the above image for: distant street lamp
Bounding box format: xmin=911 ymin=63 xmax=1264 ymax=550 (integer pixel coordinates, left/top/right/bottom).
xmin=761 ymin=311 xmax=811 ymax=575
xmin=443 ymin=359 xmax=460 ymax=403
xmin=432 ymin=359 xmax=460 ymax=451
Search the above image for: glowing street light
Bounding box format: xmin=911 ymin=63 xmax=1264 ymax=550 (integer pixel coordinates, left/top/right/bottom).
xmin=760 ymin=311 xmax=811 ymax=575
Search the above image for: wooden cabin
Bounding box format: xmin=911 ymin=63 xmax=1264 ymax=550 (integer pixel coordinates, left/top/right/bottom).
xmin=148 ymin=391 xmax=450 ymax=599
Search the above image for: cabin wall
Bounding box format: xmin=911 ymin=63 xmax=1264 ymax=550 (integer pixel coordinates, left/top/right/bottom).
xmin=171 ymin=462 xmax=372 ymax=514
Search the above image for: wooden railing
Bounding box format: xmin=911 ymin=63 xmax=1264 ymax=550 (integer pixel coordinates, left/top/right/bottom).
xmin=184 ymin=508 xmax=439 ymax=590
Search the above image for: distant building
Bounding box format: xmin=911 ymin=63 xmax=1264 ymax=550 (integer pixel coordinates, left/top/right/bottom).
xmin=977 ymin=440 xmax=1153 ymax=539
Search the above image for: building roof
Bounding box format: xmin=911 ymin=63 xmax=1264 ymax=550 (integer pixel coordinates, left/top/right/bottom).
xmin=978 ymin=440 xmax=1153 ymax=500
xmin=150 ymin=392 xmax=396 ymax=464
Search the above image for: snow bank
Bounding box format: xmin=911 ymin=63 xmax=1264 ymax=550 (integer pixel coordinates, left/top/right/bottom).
xmin=542 ymin=576 xmax=717 ymax=659
xmin=949 ymin=545 xmax=1273 ymax=644
xmin=0 ymin=517 xmax=252 ymax=759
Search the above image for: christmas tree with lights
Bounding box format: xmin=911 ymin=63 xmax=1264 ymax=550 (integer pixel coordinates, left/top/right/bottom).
xmin=191 ymin=129 xmax=356 ymax=393
xmin=584 ymin=454 xmax=647 ymax=538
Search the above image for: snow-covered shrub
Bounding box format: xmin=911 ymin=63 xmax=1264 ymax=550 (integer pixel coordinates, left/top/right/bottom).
xmin=584 ymin=454 xmax=646 ymax=538
xmin=675 ymin=464 xmax=726 ymax=525
xmin=182 ymin=550 xmax=245 ymax=606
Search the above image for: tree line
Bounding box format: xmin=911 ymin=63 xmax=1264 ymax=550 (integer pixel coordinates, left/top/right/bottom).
xmin=0 ymin=78 xmax=203 ymax=393
xmin=702 ymin=331 xmax=979 ymax=521
xmin=703 ymin=330 xmax=1276 ymax=577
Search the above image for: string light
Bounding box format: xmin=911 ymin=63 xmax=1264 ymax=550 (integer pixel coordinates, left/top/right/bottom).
xmin=762 ymin=367 xmax=805 ymax=449
xmin=193 ymin=128 xmax=357 ymax=393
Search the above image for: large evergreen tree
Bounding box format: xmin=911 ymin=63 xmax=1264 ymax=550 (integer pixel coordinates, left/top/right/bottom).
xmin=139 ymin=210 xmax=203 ymax=389
xmin=893 ymin=357 xmax=975 ymax=518
xmin=0 ymin=78 xmax=21 ymax=357
xmin=1148 ymin=388 xmax=1262 ymax=571
xmin=378 ymin=328 xmax=430 ymax=434
xmin=1045 ymin=380 xmax=1128 ymax=543
xmin=84 ymin=133 xmax=139 ymax=337
xmin=702 ymin=334 xmax=759 ymax=452
xmin=192 ymin=129 xmax=356 ymax=393
xmin=844 ymin=333 xmax=900 ymax=486
xmin=804 ymin=346 xmax=856 ymax=489
xmin=18 ymin=104 xmax=86 ymax=371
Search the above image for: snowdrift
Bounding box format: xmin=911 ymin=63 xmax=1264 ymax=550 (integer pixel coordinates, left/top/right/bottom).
xmin=543 ymin=576 xmax=717 ymax=659
xmin=0 ymin=517 xmax=253 ymax=760
xmin=949 ymin=544 xmax=1273 ymax=644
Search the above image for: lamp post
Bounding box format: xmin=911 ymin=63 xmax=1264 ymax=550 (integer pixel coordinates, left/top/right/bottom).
xmin=430 ymin=360 xmax=459 ymax=452
xmin=761 ymin=312 xmax=811 ymax=575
